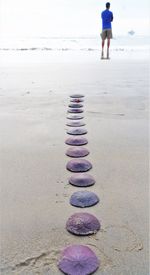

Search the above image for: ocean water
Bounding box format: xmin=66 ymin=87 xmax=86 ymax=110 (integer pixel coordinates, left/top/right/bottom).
xmin=0 ymin=35 xmax=149 ymax=51
xmin=0 ymin=35 xmax=149 ymax=64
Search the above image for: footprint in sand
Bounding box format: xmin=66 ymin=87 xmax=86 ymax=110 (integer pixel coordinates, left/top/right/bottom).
xmin=84 ymin=242 xmax=114 ymax=271
xmin=102 ymin=225 xmax=143 ymax=252
xmin=5 ymin=249 xmax=60 ymax=274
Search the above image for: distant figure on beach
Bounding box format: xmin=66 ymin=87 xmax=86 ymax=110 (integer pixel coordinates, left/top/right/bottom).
xmin=101 ymin=2 xmax=113 ymax=59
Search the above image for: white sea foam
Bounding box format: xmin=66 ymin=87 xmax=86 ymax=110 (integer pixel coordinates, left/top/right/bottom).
xmin=0 ymin=35 xmax=149 ymax=64
xmin=0 ymin=35 xmax=149 ymax=51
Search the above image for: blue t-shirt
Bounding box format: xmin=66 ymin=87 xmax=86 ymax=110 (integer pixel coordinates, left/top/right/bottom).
xmin=101 ymin=9 xmax=113 ymax=30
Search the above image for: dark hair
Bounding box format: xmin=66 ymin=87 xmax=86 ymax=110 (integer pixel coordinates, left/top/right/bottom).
xmin=106 ymin=2 xmax=110 ymax=9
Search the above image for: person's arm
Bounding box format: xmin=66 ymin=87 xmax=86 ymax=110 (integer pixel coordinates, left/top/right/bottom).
xmin=111 ymin=12 xmax=113 ymax=22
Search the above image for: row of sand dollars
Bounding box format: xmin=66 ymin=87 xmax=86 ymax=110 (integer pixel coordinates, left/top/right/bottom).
xmin=57 ymin=94 xmax=101 ymax=275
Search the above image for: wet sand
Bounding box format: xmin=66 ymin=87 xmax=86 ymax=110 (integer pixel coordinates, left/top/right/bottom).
xmin=0 ymin=60 xmax=149 ymax=274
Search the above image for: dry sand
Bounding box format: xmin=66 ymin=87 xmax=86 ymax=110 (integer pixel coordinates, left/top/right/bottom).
xmin=0 ymin=59 xmax=149 ymax=274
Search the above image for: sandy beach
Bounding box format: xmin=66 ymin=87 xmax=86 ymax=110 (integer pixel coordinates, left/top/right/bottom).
xmin=0 ymin=55 xmax=149 ymax=274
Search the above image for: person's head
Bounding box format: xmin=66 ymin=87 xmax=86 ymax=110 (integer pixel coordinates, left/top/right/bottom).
xmin=106 ymin=2 xmax=110 ymax=9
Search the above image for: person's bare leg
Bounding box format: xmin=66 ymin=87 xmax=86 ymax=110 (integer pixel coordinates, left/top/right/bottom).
xmin=107 ymin=39 xmax=110 ymax=59
xmin=101 ymin=40 xmax=105 ymax=59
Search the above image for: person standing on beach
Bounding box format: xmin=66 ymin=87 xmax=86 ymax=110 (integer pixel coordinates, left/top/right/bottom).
xmin=101 ymin=2 xmax=113 ymax=59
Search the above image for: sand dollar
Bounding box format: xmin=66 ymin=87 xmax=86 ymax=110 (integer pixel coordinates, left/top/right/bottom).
xmin=68 ymin=108 xmax=84 ymax=113
xmin=66 ymin=147 xmax=89 ymax=158
xmin=70 ymin=191 xmax=99 ymax=208
xmin=66 ymin=121 xmax=85 ymax=127
xmin=65 ymin=137 xmax=88 ymax=146
xmin=70 ymin=94 xmax=84 ymax=98
xmin=69 ymin=173 xmax=95 ymax=187
xmin=67 ymin=115 xmax=84 ymax=120
xmin=58 ymin=245 xmax=100 ymax=275
xmin=67 ymin=128 xmax=87 ymax=135
xmin=66 ymin=212 xmax=101 ymax=236
xmin=68 ymin=103 xmax=83 ymax=108
xmin=66 ymin=159 xmax=92 ymax=172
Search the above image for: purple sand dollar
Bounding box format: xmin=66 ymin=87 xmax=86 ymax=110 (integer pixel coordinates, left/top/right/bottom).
xmin=66 ymin=147 xmax=89 ymax=158
xmin=65 ymin=137 xmax=88 ymax=146
xmin=67 ymin=128 xmax=87 ymax=135
xmin=66 ymin=159 xmax=92 ymax=172
xmin=66 ymin=121 xmax=85 ymax=127
xmin=58 ymin=245 xmax=100 ymax=275
xmin=68 ymin=108 xmax=84 ymax=113
xmin=66 ymin=212 xmax=101 ymax=236
xmin=68 ymin=103 xmax=83 ymax=108
xmin=67 ymin=115 xmax=84 ymax=120
xmin=69 ymin=174 xmax=95 ymax=187
xmin=70 ymin=191 xmax=99 ymax=208
xmin=70 ymin=94 xmax=84 ymax=98
xmin=70 ymin=98 xmax=84 ymax=103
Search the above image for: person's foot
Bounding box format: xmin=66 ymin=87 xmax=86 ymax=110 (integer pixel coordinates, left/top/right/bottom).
xmin=101 ymin=51 xmax=104 ymax=59
xmin=106 ymin=49 xmax=110 ymax=59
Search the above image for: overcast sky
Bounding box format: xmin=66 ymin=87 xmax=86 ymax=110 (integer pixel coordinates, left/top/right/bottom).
xmin=0 ymin=0 xmax=149 ymax=38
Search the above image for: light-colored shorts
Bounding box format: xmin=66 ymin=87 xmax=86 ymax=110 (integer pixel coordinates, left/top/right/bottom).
xmin=101 ymin=29 xmax=113 ymax=40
